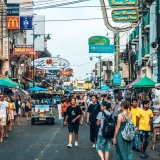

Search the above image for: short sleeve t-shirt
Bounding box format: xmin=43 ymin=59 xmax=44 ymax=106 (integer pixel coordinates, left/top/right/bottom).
xmin=0 ymin=101 xmax=8 ymax=118
xmin=96 ymin=110 xmax=111 ymax=136
xmin=66 ymin=106 xmax=82 ymax=124
xmin=129 ymin=107 xmax=140 ymax=126
xmin=136 ymin=108 xmax=153 ymax=131
xmin=87 ymin=104 xmax=101 ymax=122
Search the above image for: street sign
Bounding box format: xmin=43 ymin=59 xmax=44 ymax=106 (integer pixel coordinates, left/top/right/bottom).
xmin=111 ymin=9 xmax=139 ymax=23
xmin=7 ymin=4 xmax=19 ymax=16
xmin=89 ymin=44 xmax=114 ymax=53
xmin=20 ymin=16 xmax=33 ymax=30
xmin=6 ymin=16 xmax=20 ymax=30
xmin=88 ymin=36 xmax=110 ymax=45
xmin=109 ymin=0 xmax=139 ymax=8
xmin=13 ymin=45 xmax=34 ymax=55
xmin=113 ymin=73 xmax=121 ymax=84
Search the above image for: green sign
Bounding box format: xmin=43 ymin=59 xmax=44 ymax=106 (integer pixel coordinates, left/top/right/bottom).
xmin=109 ymin=0 xmax=139 ymax=8
xmin=111 ymin=9 xmax=139 ymax=23
xmin=88 ymin=36 xmax=110 ymax=45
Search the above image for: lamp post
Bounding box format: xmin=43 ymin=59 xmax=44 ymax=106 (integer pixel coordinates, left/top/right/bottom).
xmin=86 ymin=73 xmax=92 ymax=90
xmin=31 ymin=27 xmax=51 ymax=87
xmin=89 ymin=54 xmax=102 ymax=91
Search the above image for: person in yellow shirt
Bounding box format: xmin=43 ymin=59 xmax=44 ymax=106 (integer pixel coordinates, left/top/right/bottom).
xmin=129 ymin=98 xmax=140 ymax=152
xmin=136 ymin=100 xmax=153 ymax=159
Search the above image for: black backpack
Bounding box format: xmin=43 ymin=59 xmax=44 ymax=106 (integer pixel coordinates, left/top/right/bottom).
xmin=101 ymin=111 xmax=116 ymax=139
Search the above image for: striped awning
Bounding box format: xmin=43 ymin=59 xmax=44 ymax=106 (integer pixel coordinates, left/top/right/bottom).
xmin=127 ymin=77 xmax=142 ymax=88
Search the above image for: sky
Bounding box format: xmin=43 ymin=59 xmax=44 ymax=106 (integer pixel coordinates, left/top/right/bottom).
xmin=34 ymin=0 xmax=115 ymax=78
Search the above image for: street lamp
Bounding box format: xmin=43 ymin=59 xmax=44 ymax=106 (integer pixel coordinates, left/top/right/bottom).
xmin=31 ymin=27 xmax=52 ymax=87
xmin=89 ymin=55 xmax=102 ymax=91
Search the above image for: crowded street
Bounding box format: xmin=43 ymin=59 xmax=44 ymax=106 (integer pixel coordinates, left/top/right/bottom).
xmin=0 ymin=110 xmax=159 ymax=160
xmin=1 ymin=0 xmax=160 ymax=160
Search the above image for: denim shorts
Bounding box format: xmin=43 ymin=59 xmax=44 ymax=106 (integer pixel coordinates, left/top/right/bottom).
xmin=96 ymin=135 xmax=111 ymax=151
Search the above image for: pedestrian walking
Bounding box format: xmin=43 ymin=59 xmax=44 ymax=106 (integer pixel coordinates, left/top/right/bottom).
xmin=78 ymin=95 xmax=86 ymax=124
xmin=87 ymin=95 xmax=101 ymax=147
xmin=14 ymin=95 xmax=22 ymax=125
xmin=0 ymin=94 xmax=9 ymax=142
xmin=136 ymin=100 xmax=153 ymax=159
xmin=129 ymin=98 xmax=141 ymax=152
xmin=61 ymin=97 xmax=70 ymax=126
xmin=111 ymin=98 xmax=121 ymax=123
xmin=8 ymin=96 xmax=15 ymax=132
xmin=113 ymin=101 xmax=134 ymax=160
xmin=96 ymin=101 xmax=112 ymax=160
xmin=64 ymin=98 xmax=82 ymax=148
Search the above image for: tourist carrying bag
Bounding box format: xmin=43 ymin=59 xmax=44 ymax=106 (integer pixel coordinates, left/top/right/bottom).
xmin=101 ymin=111 xmax=115 ymax=139
xmin=121 ymin=113 xmax=135 ymax=141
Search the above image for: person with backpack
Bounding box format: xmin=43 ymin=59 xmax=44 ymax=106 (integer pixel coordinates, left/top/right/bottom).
xmin=113 ymin=101 xmax=134 ymax=160
xmin=96 ymin=101 xmax=114 ymax=160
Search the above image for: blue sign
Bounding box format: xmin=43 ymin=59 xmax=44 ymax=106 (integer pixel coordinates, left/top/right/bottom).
xmin=89 ymin=44 xmax=114 ymax=53
xmin=113 ymin=73 xmax=121 ymax=84
xmin=20 ymin=16 xmax=32 ymax=30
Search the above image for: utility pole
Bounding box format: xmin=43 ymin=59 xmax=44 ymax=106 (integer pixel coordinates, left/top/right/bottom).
xmin=157 ymin=0 xmax=160 ymax=83
xmin=114 ymin=32 xmax=120 ymax=73
xmin=33 ymin=27 xmax=35 ymax=87
xmin=99 ymin=53 xmax=102 ymax=90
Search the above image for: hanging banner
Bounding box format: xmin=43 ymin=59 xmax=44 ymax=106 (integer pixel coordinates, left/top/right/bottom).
xmin=111 ymin=9 xmax=139 ymax=23
xmin=31 ymin=57 xmax=70 ymax=70
xmin=3 ymin=37 xmax=9 ymax=59
xmin=109 ymin=0 xmax=139 ymax=8
xmin=20 ymin=16 xmax=33 ymax=29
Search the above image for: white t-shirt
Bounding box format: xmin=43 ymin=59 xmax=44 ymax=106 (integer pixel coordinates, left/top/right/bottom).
xmin=0 ymin=101 xmax=8 ymax=118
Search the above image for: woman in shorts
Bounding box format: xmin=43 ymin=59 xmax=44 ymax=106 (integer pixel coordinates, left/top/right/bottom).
xmin=8 ymin=96 xmax=15 ymax=131
xmin=15 ymin=95 xmax=22 ymax=125
xmin=78 ymin=95 xmax=86 ymax=125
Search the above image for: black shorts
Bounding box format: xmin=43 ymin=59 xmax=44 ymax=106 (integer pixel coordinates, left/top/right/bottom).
xmin=139 ymin=130 xmax=150 ymax=143
xmin=68 ymin=124 xmax=79 ymax=133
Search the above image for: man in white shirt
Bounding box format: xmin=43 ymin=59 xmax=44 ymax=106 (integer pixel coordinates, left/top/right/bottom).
xmin=0 ymin=94 xmax=9 ymax=142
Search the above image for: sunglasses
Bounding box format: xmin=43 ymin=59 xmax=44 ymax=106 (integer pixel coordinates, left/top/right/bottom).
xmin=0 ymin=96 xmax=4 ymax=98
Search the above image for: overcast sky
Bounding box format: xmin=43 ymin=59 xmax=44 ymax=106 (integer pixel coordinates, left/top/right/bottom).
xmin=35 ymin=0 xmax=115 ymax=78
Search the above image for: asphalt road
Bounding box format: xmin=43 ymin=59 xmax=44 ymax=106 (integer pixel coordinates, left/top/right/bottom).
xmin=0 ymin=111 xmax=160 ymax=160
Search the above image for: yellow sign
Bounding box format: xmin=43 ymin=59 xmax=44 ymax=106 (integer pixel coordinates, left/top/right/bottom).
xmin=6 ymin=16 xmax=19 ymax=30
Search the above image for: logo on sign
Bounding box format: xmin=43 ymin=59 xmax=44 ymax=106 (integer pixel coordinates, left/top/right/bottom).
xmin=6 ymin=16 xmax=19 ymax=30
xmin=20 ymin=16 xmax=32 ymax=29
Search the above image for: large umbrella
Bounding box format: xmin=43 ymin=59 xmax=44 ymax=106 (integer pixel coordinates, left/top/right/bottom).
xmin=2 ymin=77 xmax=23 ymax=88
xmin=133 ymin=76 xmax=156 ymax=88
xmin=100 ymin=85 xmax=110 ymax=90
xmin=27 ymin=86 xmax=48 ymax=91
xmin=0 ymin=79 xmax=15 ymax=88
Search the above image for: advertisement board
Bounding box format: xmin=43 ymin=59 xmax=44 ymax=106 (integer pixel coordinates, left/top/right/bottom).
xmin=6 ymin=16 xmax=20 ymax=30
xmin=108 ymin=0 xmax=139 ymax=8
xmin=13 ymin=45 xmax=34 ymax=55
xmin=111 ymin=9 xmax=139 ymax=23
xmin=20 ymin=16 xmax=32 ymax=29
xmin=113 ymin=73 xmax=121 ymax=84
xmin=32 ymin=57 xmax=70 ymax=70
xmin=88 ymin=36 xmax=110 ymax=45
xmin=7 ymin=4 xmax=19 ymax=16
xmin=89 ymin=44 xmax=114 ymax=53
xmin=3 ymin=37 xmax=9 ymax=59
xmin=35 ymin=105 xmax=49 ymax=113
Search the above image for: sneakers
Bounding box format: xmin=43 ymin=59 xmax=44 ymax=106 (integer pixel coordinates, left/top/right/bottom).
xmin=67 ymin=143 xmax=72 ymax=148
xmin=75 ymin=142 xmax=78 ymax=147
xmin=144 ymin=153 xmax=149 ymax=157
xmin=135 ymin=148 xmax=140 ymax=152
xmin=92 ymin=144 xmax=96 ymax=148
xmin=140 ymin=154 xmax=147 ymax=159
